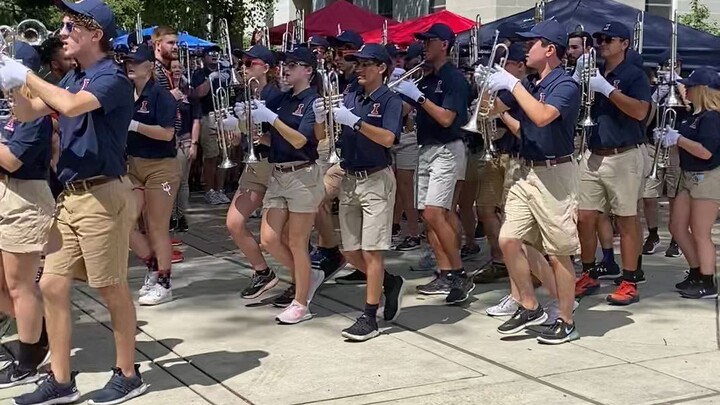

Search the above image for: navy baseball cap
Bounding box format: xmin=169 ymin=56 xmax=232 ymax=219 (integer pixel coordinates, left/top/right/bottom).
xmin=679 ymin=67 xmax=720 ymax=89
xmin=238 ymin=45 xmax=275 ymax=66
xmin=593 ymin=21 xmax=631 ymax=40
xmin=506 ymin=42 xmax=526 ymax=63
xmin=329 ymin=30 xmax=364 ymax=49
xmin=122 ymin=44 xmax=154 ymax=63
xmin=308 ymin=35 xmax=330 ymax=49
xmin=57 ymin=0 xmax=117 ymax=40
xmin=517 ymin=20 xmax=568 ymax=48
xmin=345 ymin=44 xmax=392 ymax=67
xmin=405 ymin=42 xmax=424 ymax=60
xmin=281 ymin=47 xmax=317 ymax=68
xmin=415 ymin=23 xmax=456 ymax=47
xmin=385 ymin=43 xmax=400 ymax=58
xmin=14 ymin=41 xmax=41 ymax=72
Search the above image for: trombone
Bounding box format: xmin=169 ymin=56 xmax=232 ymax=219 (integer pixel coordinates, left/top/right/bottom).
xmin=661 ymin=9 xmax=684 ymax=108
xmin=535 ymin=0 xmax=546 ymax=23
xmin=634 ymin=11 xmax=644 ymax=54
xmin=318 ymin=58 xmax=342 ymax=164
xmin=468 ymin=15 xmax=481 ymax=67
xmin=648 ymin=108 xmax=676 ymax=180
xmin=243 ymin=76 xmax=262 ymax=164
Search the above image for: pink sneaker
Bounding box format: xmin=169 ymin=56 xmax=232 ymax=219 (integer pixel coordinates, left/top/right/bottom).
xmin=276 ymin=300 xmax=312 ymax=324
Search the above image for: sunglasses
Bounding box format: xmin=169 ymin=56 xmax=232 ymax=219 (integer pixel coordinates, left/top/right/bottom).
xmin=206 ymin=52 xmax=219 ymax=57
xmin=357 ymin=60 xmax=381 ymax=68
xmin=243 ymin=59 xmax=266 ymax=68
xmin=59 ymin=21 xmax=76 ymax=33
xmin=596 ymin=36 xmax=619 ymax=44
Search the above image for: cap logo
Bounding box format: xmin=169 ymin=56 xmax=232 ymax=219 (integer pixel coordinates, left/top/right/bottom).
xmin=435 ymin=80 xmax=443 ymax=93
xmin=137 ymin=100 xmax=149 ymax=114
xmin=358 ymin=45 xmax=366 ymax=52
xmin=603 ymin=24 xmax=611 ymax=31
xmin=293 ymin=103 xmax=304 ymax=117
xmin=368 ymin=103 xmax=382 ymax=118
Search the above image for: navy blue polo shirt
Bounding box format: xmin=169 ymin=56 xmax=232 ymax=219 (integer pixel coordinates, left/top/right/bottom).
xmin=340 ymin=75 xmax=360 ymax=96
xmin=589 ymin=58 xmax=651 ymax=149
xmin=505 ymin=68 xmax=581 ymax=160
xmin=414 ymin=62 xmax=470 ymax=146
xmin=339 ymin=85 xmax=403 ymax=171
xmin=56 ymin=57 xmax=134 ymax=183
xmin=126 ymin=80 xmax=178 ymax=159
xmin=0 ymin=116 xmax=52 ymax=180
xmin=191 ymin=67 xmax=224 ymax=115
xmin=495 ymin=90 xmax=521 ymax=154
xmin=266 ymin=87 xmax=319 ymax=163
xmin=177 ymin=96 xmax=201 ymax=141
xmin=678 ymin=110 xmax=720 ymax=171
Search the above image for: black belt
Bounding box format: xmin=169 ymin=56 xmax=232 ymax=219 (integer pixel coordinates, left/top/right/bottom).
xmin=346 ymin=166 xmax=388 ymax=179
xmin=64 ymin=176 xmax=120 ymax=193
xmin=591 ymin=144 xmax=638 ymax=156
xmin=274 ymin=162 xmax=313 ymax=173
xmin=523 ymin=155 xmax=574 ymax=167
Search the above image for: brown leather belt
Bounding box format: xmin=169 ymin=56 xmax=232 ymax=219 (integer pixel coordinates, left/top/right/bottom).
xmin=346 ymin=166 xmax=387 ymax=179
xmin=523 ymin=155 xmax=574 ymax=168
xmin=0 ymin=173 xmax=7 ymax=182
xmin=591 ymin=144 xmax=638 ymax=156
xmin=274 ymin=161 xmax=313 ymax=173
xmin=64 ymin=176 xmax=119 ymax=193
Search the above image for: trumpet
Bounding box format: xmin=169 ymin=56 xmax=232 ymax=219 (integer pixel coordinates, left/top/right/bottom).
xmin=387 ymin=63 xmax=425 ymax=88
xmin=381 ymin=20 xmax=388 ymax=46
xmin=243 ymin=76 xmax=262 ymax=164
xmin=468 ymin=15 xmax=481 ymax=67
xmin=634 ymin=11 xmax=644 ymax=54
xmin=318 ymin=58 xmax=343 ymax=164
xmin=660 ymin=10 xmax=684 ymax=108
xmin=209 ymin=79 xmax=238 ymax=169
xmin=648 ymin=108 xmax=676 ymax=180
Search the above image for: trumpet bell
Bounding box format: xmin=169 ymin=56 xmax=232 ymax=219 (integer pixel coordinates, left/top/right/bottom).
xmin=326 ymin=151 xmax=341 ymax=164
xmin=219 ymin=156 xmax=238 ymax=169
xmin=480 ymin=150 xmax=495 ymax=162
xmin=579 ymin=115 xmax=597 ymax=128
xmin=460 ymin=119 xmax=480 ymax=134
xmin=665 ymin=88 xmax=684 ymax=108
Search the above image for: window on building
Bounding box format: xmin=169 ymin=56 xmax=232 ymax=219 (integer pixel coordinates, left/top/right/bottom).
xmin=646 ymin=0 xmax=671 ymax=19
xmin=429 ymin=0 xmax=446 ymax=13
xmin=378 ymin=0 xmax=393 ymax=18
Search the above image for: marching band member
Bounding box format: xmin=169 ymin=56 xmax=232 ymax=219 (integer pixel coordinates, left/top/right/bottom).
xmin=2 ymin=1 xmax=147 ymax=403
xmin=314 ymin=44 xmax=405 ymax=341
xmin=228 ymin=45 xmax=283 ymax=300
xmin=485 ymin=20 xmax=581 ymax=343
xmin=394 ymin=23 xmax=473 ymax=303
xmin=250 ymin=47 xmax=325 ymax=324
xmin=667 ymin=68 xmax=720 ymax=299
xmin=574 ymin=22 xmax=652 ymax=305
xmin=0 ymin=43 xmax=51 ymax=387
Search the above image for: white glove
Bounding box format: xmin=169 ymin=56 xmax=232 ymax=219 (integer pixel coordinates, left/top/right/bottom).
xmin=250 ymin=99 xmax=278 ymax=124
xmin=589 ymin=73 xmax=615 ymax=98
xmin=128 ymin=120 xmax=140 ymax=132
xmin=575 ymin=53 xmax=590 ymax=73
xmin=0 ymin=55 xmax=30 ymax=90
xmin=487 ymin=65 xmax=520 ymax=93
xmin=390 ymin=67 xmax=405 ymax=84
xmin=313 ymin=98 xmax=327 ymax=123
xmin=209 ymin=71 xmax=230 ymax=83
xmin=222 ymin=115 xmax=239 ymax=132
xmin=662 ymin=127 xmax=681 ymax=147
xmin=234 ymin=102 xmax=247 ymax=120
xmin=394 ymin=80 xmax=423 ymax=102
xmin=333 ymin=103 xmax=361 ymax=127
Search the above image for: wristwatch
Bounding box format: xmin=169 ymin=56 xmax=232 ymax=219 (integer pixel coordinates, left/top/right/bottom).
xmin=417 ymin=95 xmax=427 ymax=105
xmin=353 ymin=119 xmax=363 ymax=132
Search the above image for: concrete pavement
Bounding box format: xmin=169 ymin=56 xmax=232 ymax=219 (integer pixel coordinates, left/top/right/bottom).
xmin=2 ymin=197 xmax=719 ymax=405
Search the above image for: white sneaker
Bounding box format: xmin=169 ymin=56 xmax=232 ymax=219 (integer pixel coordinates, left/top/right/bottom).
xmin=486 ymin=294 xmax=519 ymax=317
xmin=275 ymin=300 xmax=312 ymax=324
xmin=138 ymin=272 xmax=158 ymax=297
xmin=307 ymin=269 xmax=324 ymax=304
xmin=138 ymin=284 xmax=173 ymax=306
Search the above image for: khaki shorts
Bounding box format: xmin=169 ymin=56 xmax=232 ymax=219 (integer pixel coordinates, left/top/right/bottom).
xmin=643 ymin=144 xmax=681 ymax=199
xmin=238 ymin=157 xmax=271 ymax=193
xmin=0 ymin=178 xmax=55 ymax=254
xmin=128 ymin=156 xmax=182 ymax=193
xmin=417 ymin=139 xmax=466 ymax=210
xmin=392 ymin=131 xmax=419 ymax=171
xmin=339 ymin=167 xmax=396 ymax=251
xmin=500 ymin=161 xmax=580 ymax=256
xmin=200 ymin=115 xmax=220 ymax=159
xmin=677 ymin=166 xmax=720 ymax=201
xmin=323 ymin=162 xmax=345 ymax=201
xmin=264 ymin=162 xmax=325 ymax=213
xmin=477 ymin=155 xmax=508 ymax=208
xmin=44 ymin=178 xmax=135 ymax=288
xmin=578 ymin=147 xmax=644 ymax=217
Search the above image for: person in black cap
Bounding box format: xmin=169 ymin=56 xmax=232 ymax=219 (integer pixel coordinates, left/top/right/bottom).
xmin=313 ymin=43 xmax=405 ymax=341
xmin=250 ymin=46 xmax=325 ymax=325
xmin=227 ymin=44 xmax=285 ymax=302
xmin=484 ymin=19 xmax=581 ymax=344
xmin=119 ymin=45 xmax=181 ymax=308
xmin=0 ymin=0 xmax=148 ymax=403
xmin=191 ymin=44 xmax=232 ymax=206
xmin=393 ymin=22 xmax=473 ymax=303
xmin=0 ymin=43 xmax=51 ymax=389
xmin=667 ymin=67 xmax=720 ymax=299
xmin=574 ymin=21 xmax=652 ymax=307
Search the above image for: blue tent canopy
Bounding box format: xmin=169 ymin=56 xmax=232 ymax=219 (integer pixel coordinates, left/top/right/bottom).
xmin=113 ymin=26 xmax=216 ymax=50
xmin=468 ymin=0 xmax=720 ymax=71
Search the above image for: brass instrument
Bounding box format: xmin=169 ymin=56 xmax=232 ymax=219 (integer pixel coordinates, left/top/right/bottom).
xmin=660 ymin=9 xmax=684 ymax=108
xmin=262 ymin=26 xmax=270 ymax=46
xmin=179 ymin=42 xmax=193 ymax=90
xmin=296 ymin=10 xmax=305 ymax=46
xmin=135 ymin=13 xmax=143 ymax=48
xmin=648 ymin=108 xmax=676 ymax=180
xmin=217 ymin=18 xmax=240 ymax=89
xmin=468 ymin=15 xmax=480 ymax=66
xmin=462 ymin=30 xmax=509 ymax=161
xmin=578 ymin=47 xmax=597 ymax=128
xmin=535 ymin=0 xmax=546 ymax=23
xmin=209 ymin=79 xmax=238 ymax=169
xmin=318 ymin=58 xmax=342 ymax=163
xmin=451 ymin=43 xmax=459 ymax=67
xmin=387 ymin=63 xmax=425 ymax=88
xmin=382 ymin=20 xmax=388 ymax=45
xmin=243 ymin=76 xmax=262 ymax=164
xmin=634 ymin=11 xmax=644 ymax=54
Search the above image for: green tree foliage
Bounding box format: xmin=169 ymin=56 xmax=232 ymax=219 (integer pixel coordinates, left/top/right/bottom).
xmin=679 ymin=0 xmax=720 ymax=36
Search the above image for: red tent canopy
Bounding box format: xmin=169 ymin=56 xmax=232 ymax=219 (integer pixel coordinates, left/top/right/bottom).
xmin=269 ymin=0 xmax=398 ymax=45
xmin=361 ymin=10 xmax=476 ymax=47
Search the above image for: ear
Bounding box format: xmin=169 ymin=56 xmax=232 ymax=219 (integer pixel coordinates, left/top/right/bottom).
xmin=378 ymin=62 xmax=388 ymax=76
xmin=263 ymin=64 xmax=269 ymax=74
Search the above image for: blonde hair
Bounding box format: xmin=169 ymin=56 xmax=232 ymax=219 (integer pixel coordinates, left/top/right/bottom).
xmin=688 ymin=86 xmax=720 ymax=114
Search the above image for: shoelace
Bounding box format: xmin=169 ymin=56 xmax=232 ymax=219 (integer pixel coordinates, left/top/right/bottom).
xmin=615 ymin=280 xmax=636 ymax=296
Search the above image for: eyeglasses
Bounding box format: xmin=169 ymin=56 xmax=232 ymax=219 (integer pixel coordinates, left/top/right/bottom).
xmin=206 ymin=52 xmax=219 ymax=57
xmin=286 ymin=62 xmax=310 ymax=69
xmin=596 ymin=36 xmax=618 ymax=44
xmin=59 ymin=21 xmax=75 ymax=33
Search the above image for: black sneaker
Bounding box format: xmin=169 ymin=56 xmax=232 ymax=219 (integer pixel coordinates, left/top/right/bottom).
xmin=536 ymin=319 xmax=580 ymax=344
xmin=460 ymin=244 xmax=481 ymax=259
xmin=665 ymin=240 xmax=683 ymax=258
xmin=319 ymin=252 xmax=347 ymax=281
xmin=176 ymin=216 xmax=189 ymax=232
xmin=12 ymin=371 xmax=81 ymax=405
xmin=497 ymin=305 xmax=548 ymax=335
xmin=642 ymin=234 xmax=660 ymax=255
xmin=391 ymin=224 xmax=401 ymax=239
xmin=169 ymin=215 xmax=178 ymax=232
xmin=416 ymin=273 xmax=451 ymax=295
xmin=445 ymin=273 xmax=475 ymax=304
xmin=88 ymin=365 xmax=147 ymax=405
xmin=679 ymin=279 xmax=718 ymax=299
xmin=676 ymin=269 xmax=701 ymax=291
xmin=0 ymin=362 xmax=41 ymax=388
xmin=613 ymin=269 xmax=648 ymax=285
xmin=241 ymin=270 xmax=279 ymax=299
xmin=472 ymin=262 xmax=508 ymax=283
xmin=394 ymin=236 xmax=421 ymax=251
xmin=592 ymin=262 xmax=621 ymax=280
xmin=270 ymin=285 xmax=295 ymax=308
xmin=383 ymin=276 xmax=405 ymax=321
xmin=335 ymin=270 xmax=367 ymax=285
xmin=341 ymin=314 xmax=379 ymax=342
